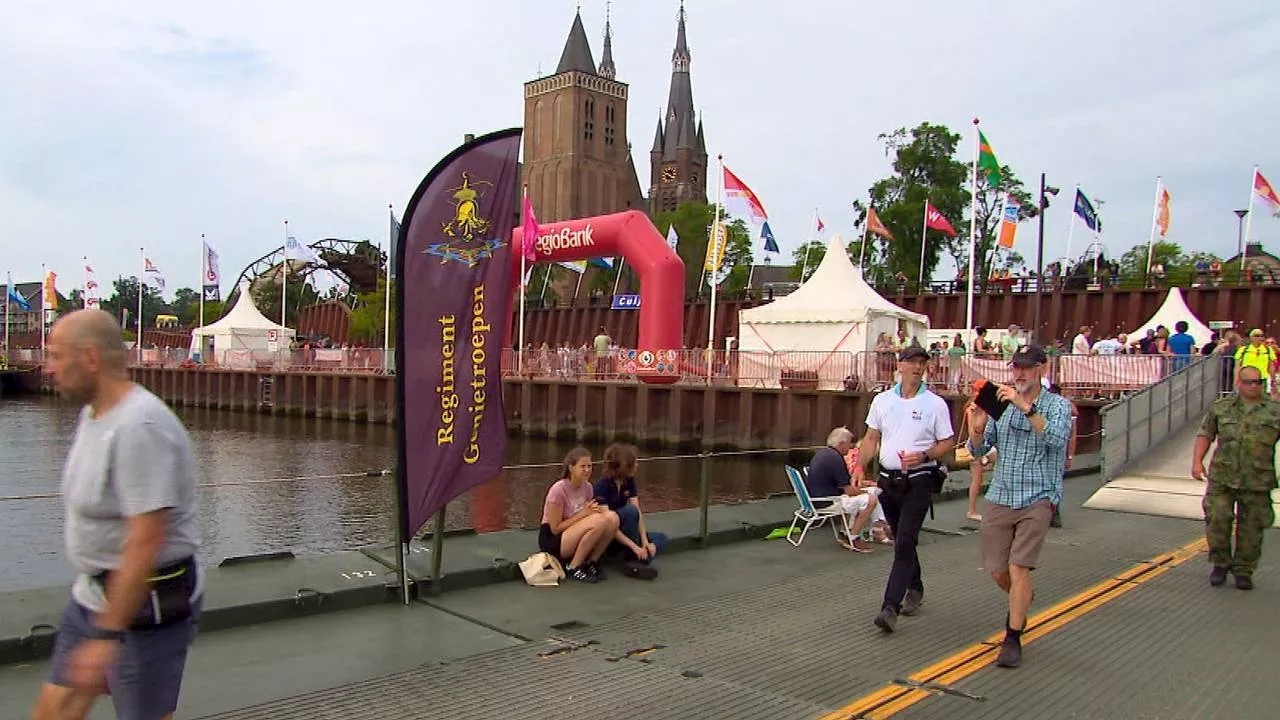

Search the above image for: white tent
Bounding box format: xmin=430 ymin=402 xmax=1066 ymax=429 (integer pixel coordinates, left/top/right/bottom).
xmin=190 ymin=283 xmax=295 ymax=366
xmin=736 ymin=235 xmax=928 ymax=388
xmin=1127 ymin=287 xmax=1213 ymax=347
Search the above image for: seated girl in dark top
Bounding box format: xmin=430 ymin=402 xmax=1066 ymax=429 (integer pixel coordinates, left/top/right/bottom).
xmin=593 ymin=442 xmax=668 ymax=563
xmin=538 ymin=447 xmax=620 ymax=583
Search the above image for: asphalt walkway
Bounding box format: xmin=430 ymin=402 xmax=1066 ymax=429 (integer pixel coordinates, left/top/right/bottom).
xmin=2 ymin=469 xmax=1273 ymax=719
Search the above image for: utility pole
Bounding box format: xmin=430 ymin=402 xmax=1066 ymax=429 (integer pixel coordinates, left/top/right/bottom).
xmin=1034 ymin=174 xmax=1059 ymax=345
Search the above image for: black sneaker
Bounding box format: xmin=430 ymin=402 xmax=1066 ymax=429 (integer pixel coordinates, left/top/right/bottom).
xmin=567 ymin=566 xmax=598 ymax=583
xmin=586 ymin=561 xmax=607 ymax=581
xmin=901 ymin=589 xmax=923 ymax=616
xmin=1235 ymin=574 xmax=1254 ymax=591
xmin=1209 ymin=566 xmax=1228 ymax=587
xmin=874 ymin=607 xmax=898 ymax=634
xmin=995 ymin=635 xmax=1022 ymax=668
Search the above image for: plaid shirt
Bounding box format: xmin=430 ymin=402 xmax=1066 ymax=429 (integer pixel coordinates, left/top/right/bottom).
xmin=968 ymin=391 xmax=1072 ymax=509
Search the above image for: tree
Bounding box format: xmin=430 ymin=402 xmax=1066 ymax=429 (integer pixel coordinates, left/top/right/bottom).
xmin=858 ymin=123 xmax=969 ymax=288
xmin=170 ymin=287 xmax=201 ymax=326
xmin=652 ymin=201 xmax=752 ymax=298
xmin=858 ymin=122 xmax=1035 ymax=289
xmin=348 ymin=276 xmax=394 ymax=345
xmin=1117 ymin=241 xmax=1222 ymax=287
xmin=790 ymin=240 xmax=827 ymax=282
xmin=69 ymin=288 xmax=84 ymax=308
xmin=100 ymin=276 xmax=168 ymax=330
xmin=251 ymin=277 xmax=320 ymax=329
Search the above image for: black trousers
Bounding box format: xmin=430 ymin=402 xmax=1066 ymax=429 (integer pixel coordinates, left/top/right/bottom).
xmin=878 ymin=472 xmax=934 ymax=613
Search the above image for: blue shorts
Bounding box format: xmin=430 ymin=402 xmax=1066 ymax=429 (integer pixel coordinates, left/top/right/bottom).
xmin=48 ymin=596 xmax=201 ymax=719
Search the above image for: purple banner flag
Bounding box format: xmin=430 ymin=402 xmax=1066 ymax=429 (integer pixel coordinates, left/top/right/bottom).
xmin=395 ymin=128 xmax=522 ymax=538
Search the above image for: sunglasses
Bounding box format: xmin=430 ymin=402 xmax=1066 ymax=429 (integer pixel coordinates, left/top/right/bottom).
xmin=1240 ymin=379 xmax=1265 ymax=386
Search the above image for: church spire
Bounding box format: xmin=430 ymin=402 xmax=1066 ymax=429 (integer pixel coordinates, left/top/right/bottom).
xmin=555 ymin=9 xmax=597 ymax=75
xmin=598 ymin=0 xmax=616 ymax=79
xmin=672 ymin=0 xmax=690 ymax=72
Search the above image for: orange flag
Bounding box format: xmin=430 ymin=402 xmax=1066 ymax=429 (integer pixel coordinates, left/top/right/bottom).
xmin=867 ymin=208 xmax=893 ymax=239
xmin=1155 ymin=187 xmax=1171 ymax=237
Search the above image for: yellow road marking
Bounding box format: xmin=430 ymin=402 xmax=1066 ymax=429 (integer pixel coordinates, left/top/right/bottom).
xmin=819 ymin=537 xmax=1207 ymax=719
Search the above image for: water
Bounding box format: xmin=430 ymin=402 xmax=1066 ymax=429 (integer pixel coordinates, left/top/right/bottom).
xmin=0 ymin=396 xmax=798 ymax=592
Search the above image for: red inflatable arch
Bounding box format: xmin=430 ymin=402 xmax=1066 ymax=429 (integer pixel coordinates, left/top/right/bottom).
xmin=509 ymin=210 xmax=684 ymax=384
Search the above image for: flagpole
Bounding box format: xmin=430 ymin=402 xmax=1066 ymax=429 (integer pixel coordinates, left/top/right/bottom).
xmin=539 ymin=265 xmax=552 ymax=302
xmin=199 ymin=234 xmax=206 ymax=329
xmin=1141 ymin=178 xmax=1161 ymax=277
xmin=137 ymin=249 xmax=144 ymax=363
xmin=801 ymin=208 xmax=817 ymax=281
xmin=1242 ymin=166 xmax=1258 ymax=273
xmin=708 ymin=154 xmax=725 ymax=383
xmin=385 ymin=205 xmax=394 ymax=371
xmin=4 ymin=272 xmax=10 ymax=355
xmin=965 ymin=119 xmax=979 ymax=333
xmin=919 ymin=197 xmax=930 ymax=289
xmin=612 ymin=257 xmax=625 ymax=296
xmin=40 ymin=264 xmax=47 ymax=360
xmin=518 ymin=186 xmax=528 ymax=373
xmin=1065 ymin=184 xmax=1079 ymax=266
xmin=281 ymin=221 xmax=289 ymax=328
xmin=858 ymin=206 xmax=870 ymax=268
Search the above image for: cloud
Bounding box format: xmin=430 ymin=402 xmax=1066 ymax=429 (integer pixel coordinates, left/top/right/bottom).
xmin=0 ymin=0 xmax=1276 ymax=303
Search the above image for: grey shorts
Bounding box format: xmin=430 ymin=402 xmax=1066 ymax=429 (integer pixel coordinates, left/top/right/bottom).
xmin=980 ymin=500 xmax=1054 ymax=573
xmin=48 ymin=596 xmax=201 ymax=719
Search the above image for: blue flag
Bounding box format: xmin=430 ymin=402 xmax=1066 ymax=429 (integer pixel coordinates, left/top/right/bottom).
xmin=1074 ymin=189 xmax=1100 ymax=232
xmin=589 ymin=257 xmax=614 ymax=270
xmin=761 ymin=222 xmax=779 ymax=254
xmin=6 ymin=273 xmax=30 ymax=312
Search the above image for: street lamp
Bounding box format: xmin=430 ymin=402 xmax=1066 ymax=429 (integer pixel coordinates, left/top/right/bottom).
xmin=1234 ymin=209 xmax=1249 ymax=278
xmin=1034 ymin=175 xmax=1060 ymax=344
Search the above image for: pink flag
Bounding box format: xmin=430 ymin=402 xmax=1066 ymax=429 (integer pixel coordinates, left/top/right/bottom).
xmin=521 ymin=195 xmax=539 ymax=263
xmin=816 ymin=214 xmax=825 ymax=232
xmin=925 ymin=203 xmax=958 ymax=236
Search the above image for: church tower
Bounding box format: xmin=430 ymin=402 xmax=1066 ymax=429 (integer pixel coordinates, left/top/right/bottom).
xmin=649 ymin=1 xmax=708 ymax=216
xmin=522 ymin=9 xmax=645 ymax=223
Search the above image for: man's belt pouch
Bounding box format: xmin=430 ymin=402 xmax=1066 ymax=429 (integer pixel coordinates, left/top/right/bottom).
xmin=94 ymin=556 xmax=197 ymax=630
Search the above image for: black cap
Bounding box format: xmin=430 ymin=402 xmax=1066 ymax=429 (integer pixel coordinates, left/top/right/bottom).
xmin=899 ymin=345 xmax=929 ymax=362
xmin=1010 ymin=344 xmax=1048 ymax=367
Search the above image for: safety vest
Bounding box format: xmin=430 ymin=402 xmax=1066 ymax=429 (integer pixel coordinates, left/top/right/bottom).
xmin=1235 ymin=344 xmax=1276 ymax=375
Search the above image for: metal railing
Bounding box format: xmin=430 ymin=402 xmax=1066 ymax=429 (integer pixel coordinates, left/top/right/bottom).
xmin=1099 ymin=355 xmax=1222 ymax=481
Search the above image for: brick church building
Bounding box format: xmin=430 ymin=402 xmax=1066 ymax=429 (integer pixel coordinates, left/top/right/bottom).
xmin=522 ymin=3 xmax=707 ymax=223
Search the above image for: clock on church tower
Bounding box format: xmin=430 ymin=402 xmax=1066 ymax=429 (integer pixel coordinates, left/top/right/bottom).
xmin=661 ymin=167 xmax=678 ymax=183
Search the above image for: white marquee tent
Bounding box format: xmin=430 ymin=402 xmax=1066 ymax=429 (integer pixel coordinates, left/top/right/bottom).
xmin=1127 ymin=287 xmax=1213 ymax=347
xmin=190 ymin=283 xmax=295 ymax=366
xmin=736 ymin=235 xmax=928 ymax=388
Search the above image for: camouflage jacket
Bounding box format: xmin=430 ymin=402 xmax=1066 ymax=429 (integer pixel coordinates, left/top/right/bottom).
xmin=1198 ymin=395 xmax=1280 ymax=491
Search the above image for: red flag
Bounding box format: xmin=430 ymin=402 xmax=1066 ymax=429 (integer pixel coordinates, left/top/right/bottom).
xmin=867 ymin=208 xmax=893 ymax=240
xmin=521 ymin=195 xmax=539 ymax=263
xmin=1255 ymin=170 xmax=1280 ymax=208
xmin=722 ymin=166 xmax=768 ymax=222
xmin=925 ymin=203 xmax=957 ymax=236
xmin=816 ymin=214 xmax=825 ymax=232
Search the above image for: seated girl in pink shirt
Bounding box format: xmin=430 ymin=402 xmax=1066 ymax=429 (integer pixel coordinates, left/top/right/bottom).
xmin=538 ymin=447 xmax=620 ymax=583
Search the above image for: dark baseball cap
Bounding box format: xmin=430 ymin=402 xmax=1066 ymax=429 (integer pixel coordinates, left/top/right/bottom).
xmin=1010 ymin=344 xmax=1048 ymax=367
xmin=899 ymin=345 xmax=929 ymax=362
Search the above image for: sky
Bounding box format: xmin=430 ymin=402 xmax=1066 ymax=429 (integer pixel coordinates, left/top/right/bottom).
xmin=1 ymin=0 xmax=1278 ymax=297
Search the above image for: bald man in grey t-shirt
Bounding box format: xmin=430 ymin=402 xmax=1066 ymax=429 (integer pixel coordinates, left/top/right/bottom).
xmin=32 ymin=310 xmax=201 ymax=720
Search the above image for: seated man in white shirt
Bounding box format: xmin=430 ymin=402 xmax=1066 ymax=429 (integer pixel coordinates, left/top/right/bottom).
xmin=803 ymin=427 xmax=879 ymax=553
xmin=1091 ymin=334 xmax=1126 ymax=355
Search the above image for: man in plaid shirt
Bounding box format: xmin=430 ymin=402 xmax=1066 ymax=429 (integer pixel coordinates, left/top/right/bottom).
xmin=966 ymin=345 xmax=1072 ymax=669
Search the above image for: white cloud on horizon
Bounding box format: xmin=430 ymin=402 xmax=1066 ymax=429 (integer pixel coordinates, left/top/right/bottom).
xmin=1 ymin=0 xmax=1277 ymax=296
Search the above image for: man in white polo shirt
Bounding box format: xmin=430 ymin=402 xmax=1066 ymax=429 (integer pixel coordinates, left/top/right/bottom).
xmin=859 ymin=345 xmax=956 ymax=633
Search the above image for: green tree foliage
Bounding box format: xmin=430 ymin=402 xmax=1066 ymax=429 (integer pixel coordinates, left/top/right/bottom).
xmin=348 ymin=276 xmax=394 ymax=345
xmin=856 ymin=122 xmax=1034 ymax=288
xmin=100 ymin=276 xmax=168 ymax=330
xmin=652 ymin=201 xmax=752 ymax=298
xmin=1116 ymin=241 xmax=1223 ymax=287
xmin=169 ymin=287 xmax=200 ymax=326
xmin=790 ymin=240 xmax=828 ymax=282
xmin=251 ymin=276 xmax=320 ymax=329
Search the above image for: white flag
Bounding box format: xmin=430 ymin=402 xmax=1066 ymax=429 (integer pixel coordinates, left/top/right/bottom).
xmin=284 ymin=235 xmax=323 ymax=265
xmin=83 ymin=259 xmax=101 ymax=309
xmin=143 ymin=257 xmax=166 ymax=291
xmin=202 ymin=241 xmax=221 ymax=302
xmin=666 ymin=224 xmax=679 ymax=251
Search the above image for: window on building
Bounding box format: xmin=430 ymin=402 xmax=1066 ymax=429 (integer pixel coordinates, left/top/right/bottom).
xmin=584 ymin=97 xmax=595 ymax=142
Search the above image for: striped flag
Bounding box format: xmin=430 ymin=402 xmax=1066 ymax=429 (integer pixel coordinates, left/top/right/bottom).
xmin=997 ymin=195 xmax=1018 ymax=248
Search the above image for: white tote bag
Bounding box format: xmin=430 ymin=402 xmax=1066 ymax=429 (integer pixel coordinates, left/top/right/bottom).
xmin=519 ymin=552 xmax=566 ymax=587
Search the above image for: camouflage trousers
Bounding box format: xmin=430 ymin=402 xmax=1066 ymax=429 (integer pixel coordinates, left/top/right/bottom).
xmin=1202 ymin=484 xmax=1275 ymax=576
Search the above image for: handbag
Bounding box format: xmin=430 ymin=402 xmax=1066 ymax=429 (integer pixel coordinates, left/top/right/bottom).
xmin=519 ymin=552 xmax=566 ymax=587
xmin=954 ymin=410 xmax=974 ymax=465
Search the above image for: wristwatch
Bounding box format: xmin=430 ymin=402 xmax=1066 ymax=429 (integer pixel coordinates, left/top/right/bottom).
xmin=85 ymin=625 xmax=126 ymax=642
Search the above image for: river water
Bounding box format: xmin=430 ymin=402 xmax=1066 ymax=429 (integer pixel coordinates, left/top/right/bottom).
xmin=1 ymin=396 xmax=803 ymax=592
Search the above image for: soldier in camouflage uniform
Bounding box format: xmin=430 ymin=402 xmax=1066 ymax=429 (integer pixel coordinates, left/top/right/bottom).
xmin=1192 ymin=365 xmax=1279 ymax=590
